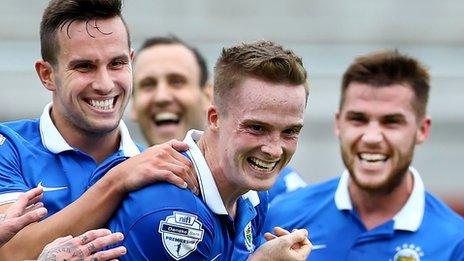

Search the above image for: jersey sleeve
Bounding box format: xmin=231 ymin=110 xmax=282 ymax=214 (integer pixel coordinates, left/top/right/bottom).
xmin=0 ymin=129 xmax=29 ymax=204
xmin=121 ymin=209 xmax=215 ymax=260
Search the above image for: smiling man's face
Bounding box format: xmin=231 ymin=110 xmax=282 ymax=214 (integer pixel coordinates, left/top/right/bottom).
xmin=132 ymin=44 xmax=210 ymax=145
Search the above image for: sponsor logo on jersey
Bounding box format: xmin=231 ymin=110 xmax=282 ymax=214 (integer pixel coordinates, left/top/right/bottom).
xmin=0 ymin=134 xmax=5 ymax=145
xmin=392 ymin=243 xmax=424 ymax=261
xmin=243 ymin=221 xmax=254 ymax=252
xmin=158 ymin=211 xmax=204 ymax=260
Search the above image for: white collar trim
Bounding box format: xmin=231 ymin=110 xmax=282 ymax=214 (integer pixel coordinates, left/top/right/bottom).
xmin=334 ymin=167 xmax=424 ymax=231
xmin=40 ymin=103 xmax=73 ymax=153
xmin=40 ymin=102 xmax=140 ymax=157
xmin=183 ymin=129 xmax=260 ymax=215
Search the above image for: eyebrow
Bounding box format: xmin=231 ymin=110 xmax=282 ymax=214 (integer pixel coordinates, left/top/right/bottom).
xmin=242 ymin=119 xmax=304 ymax=130
xmin=67 ymin=54 xmax=129 ymax=68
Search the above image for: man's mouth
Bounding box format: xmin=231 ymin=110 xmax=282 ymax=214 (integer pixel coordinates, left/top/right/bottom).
xmin=247 ymin=157 xmax=279 ymax=172
xmin=358 ymin=153 xmax=388 ymax=163
xmin=154 ymin=112 xmax=180 ymax=126
xmin=87 ymin=97 xmax=116 ymax=111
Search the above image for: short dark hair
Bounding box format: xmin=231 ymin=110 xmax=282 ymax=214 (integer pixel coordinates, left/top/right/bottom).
xmin=341 ymin=50 xmax=430 ymax=118
xmin=40 ymin=0 xmax=130 ymax=66
xmin=138 ymin=35 xmax=209 ymax=88
xmin=214 ymin=40 xmax=309 ymax=113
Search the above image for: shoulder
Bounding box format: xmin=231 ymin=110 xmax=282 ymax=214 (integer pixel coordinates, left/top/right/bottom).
xmin=110 ymin=183 xmax=215 ymax=231
xmin=2 ymin=119 xmax=39 ymax=138
xmin=268 ymin=166 xmax=306 ymax=201
xmin=423 ymin=192 xmax=464 ymax=232
xmin=0 ymin=120 xmax=41 ymax=150
xmin=265 ymin=177 xmax=339 ymax=226
xmin=110 ymin=184 xmax=217 ymax=260
xmin=270 ymin=177 xmax=339 ymax=209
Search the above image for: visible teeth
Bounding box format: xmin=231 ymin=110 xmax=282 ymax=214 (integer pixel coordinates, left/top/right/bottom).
xmin=248 ymin=157 xmax=277 ymax=171
xmin=155 ymin=112 xmax=179 ymax=122
xmin=359 ymin=153 xmax=387 ymax=162
xmin=89 ymin=98 xmax=114 ymax=110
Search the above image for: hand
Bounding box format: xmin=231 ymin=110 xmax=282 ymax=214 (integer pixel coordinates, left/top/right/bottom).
xmin=250 ymin=227 xmax=312 ymax=261
xmin=0 ymin=187 xmax=47 ymax=247
xmin=108 ymin=139 xmax=198 ymax=194
xmin=37 ymin=229 xmax=126 ymax=261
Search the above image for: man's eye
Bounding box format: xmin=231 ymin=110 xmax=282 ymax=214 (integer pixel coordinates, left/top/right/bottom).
xmin=348 ymin=116 xmax=367 ymax=123
xmin=168 ymin=76 xmax=187 ymax=88
xmin=284 ymin=128 xmax=300 ymax=136
xmin=111 ymin=60 xmax=128 ymax=69
xmin=138 ymin=78 xmax=157 ymax=89
xmin=250 ymin=125 xmax=264 ymax=132
xmin=75 ymin=63 xmax=94 ymax=72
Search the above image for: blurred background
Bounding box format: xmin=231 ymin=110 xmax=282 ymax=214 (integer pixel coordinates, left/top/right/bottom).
xmin=0 ymin=0 xmax=462 ymax=214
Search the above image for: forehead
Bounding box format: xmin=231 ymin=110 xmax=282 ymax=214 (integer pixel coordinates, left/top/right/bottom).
xmin=229 ymin=77 xmax=306 ymax=124
xmin=134 ymin=44 xmax=199 ymax=79
xmin=56 ymin=17 xmax=129 ymax=59
xmin=342 ymin=82 xmax=416 ymax=115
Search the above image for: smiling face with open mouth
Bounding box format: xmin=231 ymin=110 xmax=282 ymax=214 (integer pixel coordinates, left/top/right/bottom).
xmin=47 ymin=17 xmax=132 ymax=136
xmin=212 ymin=77 xmax=306 ymax=193
xmin=336 ymin=82 xmax=430 ymax=194
xmin=132 ymin=44 xmax=210 ymax=145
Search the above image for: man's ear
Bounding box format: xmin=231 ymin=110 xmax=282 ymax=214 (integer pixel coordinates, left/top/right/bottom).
xmin=207 ymin=104 xmax=219 ymax=132
xmin=129 ymin=48 xmax=135 ymax=62
xmin=35 ymin=60 xmax=56 ymax=92
xmin=416 ymin=116 xmax=431 ymax=145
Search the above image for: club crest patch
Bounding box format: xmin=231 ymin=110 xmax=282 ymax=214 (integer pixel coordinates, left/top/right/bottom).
xmin=158 ymin=211 xmax=204 ymax=260
xmin=392 ymin=243 xmax=424 ymax=261
xmin=243 ymin=222 xmax=254 ymax=252
xmin=0 ymin=134 xmax=5 ymax=145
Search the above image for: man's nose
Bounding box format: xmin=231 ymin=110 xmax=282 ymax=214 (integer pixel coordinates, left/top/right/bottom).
xmin=92 ymin=68 xmax=114 ymax=94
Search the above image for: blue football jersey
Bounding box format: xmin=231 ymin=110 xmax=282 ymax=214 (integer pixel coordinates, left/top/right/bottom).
xmin=263 ymin=169 xmax=464 ymax=260
xmin=108 ymin=130 xmax=268 ymax=260
xmin=0 ymin=103 xmax=140 ymax=217
xmin=268 ymin=166 xmax=306 ymax=202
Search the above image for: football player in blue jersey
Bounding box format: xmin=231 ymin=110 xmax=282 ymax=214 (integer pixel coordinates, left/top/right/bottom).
xmin=108 ymin=40 xmax=312 ymax=260
xmin=131 ymin=35 xmax=307 ymax=202
xmin=0 ymin=1 xmax=197 ymax=259
xmin=263 ymin=50 xmax=464 ymax=260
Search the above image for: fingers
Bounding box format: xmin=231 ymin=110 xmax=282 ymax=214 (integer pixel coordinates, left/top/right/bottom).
xmin=286 ymin=228 xmax=308 ymax=244
xmin=6 ymin=188 xmax=44 ymax=218
xmin=40 ymin=231 xmax=126 ymax=261
xmin=264 ymin=227 xmax=291 ymax=242
xmin=264 ymin=232 xmax=277 ymax=241
xmin=12 ymin=206 xmax=47 ymax=230
xmin=163 ymin=162 xmax=198 ymax=195
xmin=273 ymin=226 xmax=291 ymax=237
xmin=149 ymin=141 xmax=198 ymax=194
xmin=167 ymin=140 xmax=190 ymax=152
xmin=78 ymin=229 xmax=113 ymax=245
xmin=23 ymin=187 xmax=44 ymax=200
xmin=82 ymin=232 xmax=124 ymax=257
xmin=88 ymin=246 xmax=126 ymax=261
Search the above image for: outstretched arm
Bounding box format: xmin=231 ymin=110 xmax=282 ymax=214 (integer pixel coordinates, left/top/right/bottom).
xmin=0 ymin=140 xmax=197 ymax=260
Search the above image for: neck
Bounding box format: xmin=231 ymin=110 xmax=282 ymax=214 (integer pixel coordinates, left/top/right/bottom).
xmin=349 ymin=171 xmax=414 ymax=230
xmin=51 ymin=110 xmax=121 ymax=164
xmin=198 ymin=131 xmax=245 ymax=219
